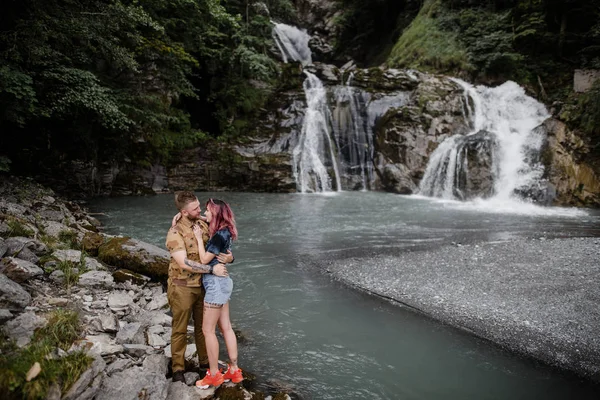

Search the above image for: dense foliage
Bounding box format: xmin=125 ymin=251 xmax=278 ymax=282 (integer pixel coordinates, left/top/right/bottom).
xmin=0 ymin=0 xmax=293 ymax=173
xmin=385 ymin=0 xmax=600 ymax=94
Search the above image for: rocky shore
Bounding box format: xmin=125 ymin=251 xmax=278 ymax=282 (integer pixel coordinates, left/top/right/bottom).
xmin=324 ymin=236 xmax=600 ymax=380
xmin=0 ymin=177 xmax=293 ymax=400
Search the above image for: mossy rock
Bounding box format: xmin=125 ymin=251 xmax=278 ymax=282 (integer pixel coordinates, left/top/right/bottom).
xmin=97 ymin=237 xmax=169 ymax=281
xmin=112 ymin=269 xmax=151 ymax=285
xmin=81 ymin=232 xmax=105 ymax=256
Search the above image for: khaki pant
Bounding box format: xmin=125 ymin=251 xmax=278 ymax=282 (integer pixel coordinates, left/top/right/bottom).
xmin=167 ymin=284 xmax=208 ymax=372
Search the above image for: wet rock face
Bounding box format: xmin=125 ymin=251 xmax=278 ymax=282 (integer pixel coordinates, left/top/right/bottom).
xmin=374 ymin=74 xmax=470 ymax=193
xmin=456 ymin=131 xmax=497 ymax=200
xmin=539 ymin=119 xmax=600 ymax=207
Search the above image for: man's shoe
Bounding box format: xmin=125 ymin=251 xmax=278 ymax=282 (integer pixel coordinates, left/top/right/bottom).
xmin=223 ymin=366 xmax=243 ymax=384
xmin=172 ymin=370 xmax=185 ymax=383
xmin=196 ymin=370 xmax=225 ymax=389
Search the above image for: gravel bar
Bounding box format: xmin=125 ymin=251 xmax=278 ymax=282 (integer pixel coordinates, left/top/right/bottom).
xmin=324 ymin=237 xmax=600 ymax=379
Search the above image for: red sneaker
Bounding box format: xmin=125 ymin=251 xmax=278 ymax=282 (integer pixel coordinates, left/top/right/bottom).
xmin=223 ymin=366 xmax=244 ymax=384
xmin=196 ymin=370 xmax=225 ymax=389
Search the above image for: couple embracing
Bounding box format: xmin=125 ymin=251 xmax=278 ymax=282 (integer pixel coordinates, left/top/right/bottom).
xmin=165 ymin=191 xmax=242 ymax=389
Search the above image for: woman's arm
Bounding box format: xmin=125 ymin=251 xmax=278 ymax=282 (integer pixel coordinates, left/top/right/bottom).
xmin=193 ymin=225 xmax=217 ymax=264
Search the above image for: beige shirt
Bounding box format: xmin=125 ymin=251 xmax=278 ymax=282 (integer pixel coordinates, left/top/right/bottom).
xmin=165 ymin=216 xmax=210 ymax=287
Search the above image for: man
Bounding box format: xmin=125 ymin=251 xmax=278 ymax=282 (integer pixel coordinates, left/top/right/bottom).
xmin=165 ymin=191 xmax=233 ymax=383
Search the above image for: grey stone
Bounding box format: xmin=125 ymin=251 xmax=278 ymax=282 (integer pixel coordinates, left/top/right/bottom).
xmin=0 ymin=273 xmax=31 ymax=310
xmin=0 ymin=308 xmax=13 ymax=323
xmin=108 ymin=291 xmax=134 ymax=312
xmin=143 ymin=353 xmax=169 ymax=375
xmin=106 ymin=358 xmax=133 ymax=376
xmin=40 ymin=221 xmax=72 ymax=239
xmin=5 ymin=237 xmax=47 ymax=257
xmin=122 ymin=343 xmax=152 ymax=358
xmin=184 ymin=372 xmax=200 ymax=386
xmin=167 ymin=382 xmax=216 ymax=400
xmin=94 ymin=312 xmax=120 ymax=333
xmin=3 ymin=312 xmax=47 ymax=347
xmin=84 ymin=334 xmax=124 ymax=356
xmin=0 ymin=257 xmax=43 ymax=283
xmin=83 ymin=257 xmax=104 ymax=271
xmin=78 ymin=271 xmax=114 ymax=288
xmin=53 ymin=249 xmax=82 ymax=263
xmin=116 ymin=322 xmax=145 ymax=344
xmin=49 ymin=269 xmax=65 ymax=283
xmin=14 ymin=246 xmax=39 ymax=264
xmin=146 ymin=292 xmax=168 ymax=311
xmin=48 ymin=297 xmax=69 ymax=307
xmin=62 ymin=355 xmax=106 ymax=400
xmin=96 ymin=365 xmax=169 ymax=400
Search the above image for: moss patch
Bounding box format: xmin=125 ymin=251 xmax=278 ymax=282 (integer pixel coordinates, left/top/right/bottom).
xmin=0 ymin=310 xmax=92 ymax=400
xmin=387 ymin=0 xmax=471 ymax=74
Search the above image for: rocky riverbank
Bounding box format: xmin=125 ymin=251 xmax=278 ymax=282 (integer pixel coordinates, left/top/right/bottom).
xmin=0 ymin=177 xmax=294 ymax=400
xmin=324 ymin=236 xmax=600 ymax=380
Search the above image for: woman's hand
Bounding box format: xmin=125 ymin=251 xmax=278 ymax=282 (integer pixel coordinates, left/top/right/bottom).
xmin=171 ymin=212 xmax=182 ymax=227
xmin=192 ymin=224 xmax=204 ymax=243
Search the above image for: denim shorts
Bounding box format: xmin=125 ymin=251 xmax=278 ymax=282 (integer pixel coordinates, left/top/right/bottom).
xmin=203 ymin=274 xmax=233 ymax=305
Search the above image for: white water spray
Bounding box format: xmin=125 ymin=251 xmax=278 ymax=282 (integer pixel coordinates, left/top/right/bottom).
xmin=420 ymin=79 xmax=550 ymax=202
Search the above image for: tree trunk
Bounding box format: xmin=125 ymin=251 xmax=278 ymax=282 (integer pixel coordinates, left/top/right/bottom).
xmin=558 ymin=12 xmax=567 ymax=56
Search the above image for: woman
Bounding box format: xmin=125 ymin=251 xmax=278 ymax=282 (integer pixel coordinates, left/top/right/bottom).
xmin=192 ymin=198 xmax=243 ymax=389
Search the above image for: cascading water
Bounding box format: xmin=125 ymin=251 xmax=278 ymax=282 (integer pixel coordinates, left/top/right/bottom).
xmin=293 ymin=72 xmax=342 ymax=193
xmin=272 ymin=22 xmax=412 ymax=193
xmin=419 ymin=79 xmax=550 ymax=202
xmin=272 ymin=22 xmax=312 ymax=65
xmin=331 ymin=74 xmax=375 ymax=191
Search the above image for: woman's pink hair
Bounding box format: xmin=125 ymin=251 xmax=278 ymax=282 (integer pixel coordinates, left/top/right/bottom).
xmin=206 ymin=199 xmax=238 ymax=240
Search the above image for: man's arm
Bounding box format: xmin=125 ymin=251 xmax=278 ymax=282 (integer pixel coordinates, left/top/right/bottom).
xmin=172 ymin=250 xmax=228 ymax=276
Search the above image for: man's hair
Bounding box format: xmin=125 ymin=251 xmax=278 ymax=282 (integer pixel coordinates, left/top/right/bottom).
xmin=174 ymin=191 xmax=198 ymax=211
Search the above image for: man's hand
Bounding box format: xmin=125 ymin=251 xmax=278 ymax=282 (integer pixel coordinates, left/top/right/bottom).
xmin=216 ymin=250 xmax=234 ymax=264
xmin=213 ymin=263 xmax=229 ymax=277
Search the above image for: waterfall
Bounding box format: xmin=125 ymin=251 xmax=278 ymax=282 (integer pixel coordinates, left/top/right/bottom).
xmin=332 ymin=74 xmax=375 ymax=191
xmin=292 ymin=72 xmax=342 ymax=193
xmin=271 ymin=22 xmax=410 ymax=193
xmin=419 ymin=80 xmax=550 ymax=202
xmin=271 ymin=22 xmax=312 ymax=65
xmin=272 ymin=22 xmax=340 ymax=193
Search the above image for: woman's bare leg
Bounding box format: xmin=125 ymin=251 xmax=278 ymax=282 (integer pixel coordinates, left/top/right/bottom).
xmin=218 ymin=302 xmax=239 ymax=371
xmin=202 ymin=304 xmax=222 ymax=375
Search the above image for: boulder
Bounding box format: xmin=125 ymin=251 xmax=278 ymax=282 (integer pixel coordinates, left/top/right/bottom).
xmin=98 ymin=237 xmax=169 ymax=281
xmin=380 ymin=163 xmax=418 ymax=194
xmin=3 ymin=312 xmax=47 ymax=347
xmin=4 ymin=237 xmax=48 ymax=257
xmin=96 ymin=365 xmax=169 ymax=400
xmin=0 ymin=257 xmax=44 ymax=283
xmin=78 ymin=271 xmax=114 ymax=288
xmin=0 ymin=273 xmax=31 ymax=310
